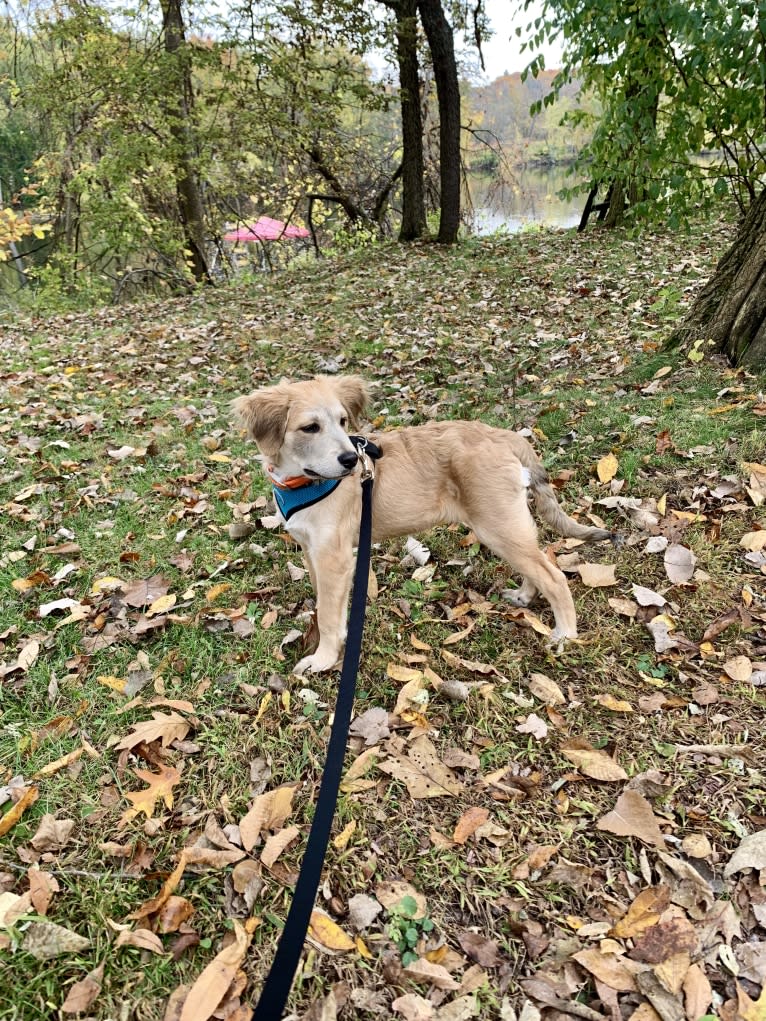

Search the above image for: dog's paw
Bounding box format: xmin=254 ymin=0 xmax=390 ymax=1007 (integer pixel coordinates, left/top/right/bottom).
xmin=293 ymin=650 xmax=341 ymax=675
xmin=546 ymin=627 xmax=577 ymax=654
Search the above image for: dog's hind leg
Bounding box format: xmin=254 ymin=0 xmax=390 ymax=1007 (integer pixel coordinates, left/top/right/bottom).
xmin=469 ymin=510 xmax=579 ymax=645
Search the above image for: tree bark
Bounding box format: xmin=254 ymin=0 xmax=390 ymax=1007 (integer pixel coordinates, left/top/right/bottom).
xmin=417 ymin=0 xmax=460 ymax=243
xmin=668 ymin=189 xmax=766 ymax=367
xmin=160 ymin=0 xmax=212 ymax=284
xmin=392 ymin=0 xmax=426 ymax=241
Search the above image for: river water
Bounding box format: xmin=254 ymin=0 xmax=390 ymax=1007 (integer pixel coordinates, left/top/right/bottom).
xmin=467 ymin=163 xmax=585 ymax=234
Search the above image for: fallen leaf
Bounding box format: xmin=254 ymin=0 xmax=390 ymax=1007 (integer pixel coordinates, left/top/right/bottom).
xmin=573 ymin=947 xmax=638 ymax=992
xmin=347 ymin=893 xmax=383 ymax=931
xmin=458 ymin=931 xmax=500 ymax=967
xmin=723 ymin=655 xmax=753 ymax=682
xmin=260 ymin=824 xmax=300 ymax=868
xmin=0 ymin=785 xmax=39 ymax=837
xmin=378 ymin=735 xmax=464 ymax=799
xmin=595 ymin=693 xmax=633 ymax=713
xmin=632 ymin=584 xmax=666 ymax=607
xmin=309 ymin=910 xmax=355 ymax=951
xmin=392 ymin=993 xmax=434 ymax=1020
xmin=723 ymin=828 xmax=766 ymax=877
xmin=28 ymin=869 xmax=59 ymax=916
xmin=577 ymin=562 xmax=617 ymax=587
xmin=664 ymin=544 xmax=696 ymax=584
xmin=376 ymin=880 xmax=428 ymax=920
xmin=597 ymin=452 xmax=619 ymax=483
xmin=610 ymin=886 xmax=670 ymax=939
xmin=597 ymin=791 xmax=667 ymax=849
xmin=740 ymin=530 xmax=766 ymax=552
xmin=349 ymin=707 xmax=390 ymax=746
xmin=127 ymin=851 xmax=189 ymax=921
xmin=560 ymin=741 xmax=628 ymax=781
xmin=526 ymin=672 xmax=565 ymax=704
xmin=239 ymin=785 xmax=297 ymax=852
xmin=403 ymin=957 xmax=460 ymax=990
xmin=114 ymin=711 xmax=191 ymax=750
xmin=17 ymin=640 xmax=40 ymax=672
xmin=515 ymin=713 xmax=549 ymax=740
xmin=30 ymin=814 xmax=75 ymax=851
xmin=22 ymin=920 xmax=90 ymax=960
xmin=179 ymin=919 xmax=254 ymax=1021
xmin=61 ymin=961 xmax=105 ymax=1014
xmin=453 ymin=807 xmax=490 ymax=845
xmin=119 ymin=763 xmax=183 ymax=827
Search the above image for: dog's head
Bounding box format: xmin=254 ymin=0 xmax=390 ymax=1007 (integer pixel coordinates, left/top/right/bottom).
xmin=233 ymin=375 xmax=369 ymax=480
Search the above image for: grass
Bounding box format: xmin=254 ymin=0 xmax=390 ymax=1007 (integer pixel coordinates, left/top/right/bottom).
xmin=1 ymin=211 xmax=766 ymax=1019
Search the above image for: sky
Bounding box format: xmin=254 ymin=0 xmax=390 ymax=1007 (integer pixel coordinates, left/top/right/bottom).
xmin=473 ymin=0 xmax=564 ymax=80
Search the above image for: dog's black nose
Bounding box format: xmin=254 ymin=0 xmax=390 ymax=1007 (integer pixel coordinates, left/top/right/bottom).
xmin=338 ymin=450 xmax=359 ymax=470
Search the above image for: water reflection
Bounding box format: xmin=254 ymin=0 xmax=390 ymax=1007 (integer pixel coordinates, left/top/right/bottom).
xmin=466 ymin=164 xmax=585 ymax=234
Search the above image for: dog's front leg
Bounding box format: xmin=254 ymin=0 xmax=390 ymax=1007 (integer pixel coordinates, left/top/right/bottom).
xmin=293 ymin=538 xmax=355 ymax=675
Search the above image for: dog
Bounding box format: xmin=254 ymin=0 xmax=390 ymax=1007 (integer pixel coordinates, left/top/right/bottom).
xmin=234 ymin=376 xmax=613 ymax=675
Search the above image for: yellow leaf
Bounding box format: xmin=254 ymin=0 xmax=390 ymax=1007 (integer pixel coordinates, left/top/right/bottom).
xmin=91 ymin=576 xmax=125 ymax=595
xmin=333 ymin=820 xmax=356 ymax=851
xmin=97 ymin=675 xmax=127 ymax=693
xmin=657 ymin=493 xmax=667 ymax=516
xmin=147 ymin=593 xmax=176 ymax=617
xmin=596 ymin=452 xmax=619 ymax=483
xmin=355 ymin=935 xmax=373 ymax=959
xmin=180 ymin=919 xmax=253 ymax=1021
xmin=205 ymin=583 xmax=231 ymax=603
xmin=255 ymin=692 xmax=272 ymax=723
xmin=595 ymin=694 xmax=633 ymax=713
xmin=309 ymin=911 xmax=355 ymax=951
xmin=0 ymin=785 xmax=39 ymax=836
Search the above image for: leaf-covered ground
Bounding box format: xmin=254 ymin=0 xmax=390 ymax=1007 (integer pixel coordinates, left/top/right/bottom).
xmin=1 ymin=217 xmax=765 ymax=1021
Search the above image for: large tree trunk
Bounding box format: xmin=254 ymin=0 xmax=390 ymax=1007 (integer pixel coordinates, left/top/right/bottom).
xmin=161 ymin=0 xmax=212 ymax=284
xmin=417 ymin=0 xmax=460 ymax=243
xmin=393 ymin=0 xmax=426 ymax=241
xmin=668 ymin=189 xmax=766 ymax=367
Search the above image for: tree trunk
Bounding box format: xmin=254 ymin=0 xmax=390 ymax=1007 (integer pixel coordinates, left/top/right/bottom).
xmin=393 ymin=0 xmax=426 ymax=241
xmin=668 ymin=189 xmax=766 ymax=367
xmin=417 ymin=0 xmax=460 ymax=243
xmin=160 ymin=0 xmax=212 ymax=284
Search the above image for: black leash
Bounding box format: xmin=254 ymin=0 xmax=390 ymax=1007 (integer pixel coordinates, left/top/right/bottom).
xmin=251 ymin=441 xmax=377 ymax=1020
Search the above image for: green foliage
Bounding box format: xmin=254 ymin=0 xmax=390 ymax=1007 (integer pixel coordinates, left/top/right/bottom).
xmin=386 ymin=896 xmax=435 ymax=966
xmin=519 ymin=0 xmax=766 ymax=222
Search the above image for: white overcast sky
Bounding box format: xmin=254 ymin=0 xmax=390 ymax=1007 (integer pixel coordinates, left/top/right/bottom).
xmin=473 ymin=0 xmax=563 ymax=79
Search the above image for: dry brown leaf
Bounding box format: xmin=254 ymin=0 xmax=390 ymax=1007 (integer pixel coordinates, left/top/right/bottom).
xmin=0 ymin=784 xmax=39 ymax=837
xmin=560 ymin=741 xmax=628 ymax=781
xmin=740 ymin=530 xmax=766 ymax=551
xmin=526 ymin=672 xmax=565 ymax=704
xmin=156 ymin=896 xmax=195 ymax=935
xmin=28 ymin=868 xmax=59 ymax=916
xmin=179 ymin=919 xmax=254 ymax=1021
xmin=375 ymin=880 xmax=428 ymax=920
xmin=403 ymin=957 xmax=460 ymax=990
xmin=683 ymin=963 xmax=712 ymax=1020
xmin=516 ymin=713 xmax=549 ymax=740
xmin=391 ymin=993 xmax=434 ymax=1020
xmin=115 ymin=927 xmax=166 ymax=954
xmin=572 ymin=947 xmax=638 ymax=992
xmin=597 ymin=791 xmax=667 ymax=849
xmin=114 ymin=711 xmax=191 ymax=750
xmin=609 ymin=886 xmax=670 ymax=939
xmin=722 ymin=655 xmax=753 ymax=682
xmin=577 ymin=562 xmax=617 ymax=587
xmin=239 ymin=785 xmax=297 ymax=853
xmin=260 ymin=824 xmax=300 ymax=868
xmin=127 ymin=851 xmax=189 ymax=921
xmin=30 ymin=814 xmax=75 ymax=851
xmin=378 ymin=735 xmax=464 ymax=799
xmin=119 ymin=764 xmax=183 ymax=827
xmin=453 ymin=807 xmax=490 ymax=845
xmin=340 ymin=746 xmax=380 ymax=793
xmin=653 ymin=951 xmax=690 ymax=996
xmin=61 ymin=961 xmax=105 ymax=1014
xmin=308 ymin=911 xmax=355 ymax=951
xmin=22 ymin=920 xmax=90 ymax=960
xmin=17 ymin=640 xmax=40 ymax=672
xmin=595 ymin=693 xmax=634 ymax=713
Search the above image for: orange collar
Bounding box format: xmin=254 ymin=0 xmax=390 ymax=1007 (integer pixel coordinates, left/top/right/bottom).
xmin=266 ymin=465 xmax=316 ymax=491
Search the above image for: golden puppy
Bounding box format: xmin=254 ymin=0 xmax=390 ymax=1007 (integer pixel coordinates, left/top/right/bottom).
xmin=234 ymin=376 xmax=612 ymax=674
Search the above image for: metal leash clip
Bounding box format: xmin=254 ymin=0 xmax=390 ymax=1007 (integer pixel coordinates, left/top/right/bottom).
xmin=351 ymin=435 xmax=376 ymax=482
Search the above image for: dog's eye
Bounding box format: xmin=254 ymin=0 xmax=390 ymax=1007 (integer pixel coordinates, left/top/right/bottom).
xmin=299 ymin=423 xmax=320 ymax=434
xmin=339 ymin=416 xmax=348 ymax=428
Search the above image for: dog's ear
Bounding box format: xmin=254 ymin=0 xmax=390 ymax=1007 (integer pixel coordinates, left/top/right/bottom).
xmin=232 ymin=387 xmax=289 ymax=458
xmin=334 ymin=376 xmax=369 ymax=428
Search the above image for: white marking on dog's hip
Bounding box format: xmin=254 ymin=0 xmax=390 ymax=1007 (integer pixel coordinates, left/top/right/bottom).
xmin=520 ymin=466 xmax=532 ymax=488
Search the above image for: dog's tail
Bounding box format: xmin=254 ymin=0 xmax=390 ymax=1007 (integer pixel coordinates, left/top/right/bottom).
xmin=526 ymin=462 xmax=615 ymax=543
